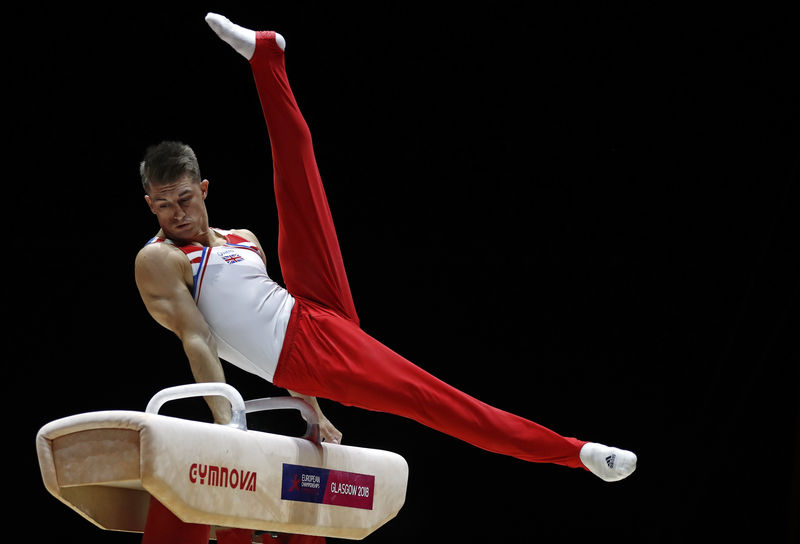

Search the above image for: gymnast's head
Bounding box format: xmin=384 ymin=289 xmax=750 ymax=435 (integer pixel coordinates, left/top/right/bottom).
xmin=140 ymin=141 xmax=211 ymax=242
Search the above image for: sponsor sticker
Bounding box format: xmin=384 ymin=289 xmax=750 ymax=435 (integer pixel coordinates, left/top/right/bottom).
xmin=281 ymin=463 xmax=374 ymax=510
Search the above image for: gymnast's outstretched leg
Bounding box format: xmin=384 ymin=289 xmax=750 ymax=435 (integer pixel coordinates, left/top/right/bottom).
xmin=205 ymin=13 xmax=636 ymax=483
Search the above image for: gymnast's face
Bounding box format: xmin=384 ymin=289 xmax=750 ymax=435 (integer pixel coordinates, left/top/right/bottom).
xmin=145 ymin=175 xmax=210 ymax=243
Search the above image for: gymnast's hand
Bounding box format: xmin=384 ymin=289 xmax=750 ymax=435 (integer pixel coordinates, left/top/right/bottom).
xmin=318 ymin=416 xmax=343 ymax=445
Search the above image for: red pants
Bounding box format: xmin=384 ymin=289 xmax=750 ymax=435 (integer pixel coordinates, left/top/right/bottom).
xmin=253 ymin=32 xmax=587 ymax=468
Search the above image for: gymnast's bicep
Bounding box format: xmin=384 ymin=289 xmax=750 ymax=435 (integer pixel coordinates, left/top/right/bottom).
xmin=134 ymin=244 xmax=210 ymax=340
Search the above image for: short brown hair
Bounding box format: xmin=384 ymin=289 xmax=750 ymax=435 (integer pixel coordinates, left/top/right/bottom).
xmin=139 ymin=141 xmax=201 ymax=192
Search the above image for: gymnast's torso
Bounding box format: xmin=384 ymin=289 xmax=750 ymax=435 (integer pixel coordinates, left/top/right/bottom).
xmin=145 ymin=228 xmax=295 ymax=382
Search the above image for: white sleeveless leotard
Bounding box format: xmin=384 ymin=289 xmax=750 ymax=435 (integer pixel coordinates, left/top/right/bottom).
xmin=146 ymin=228 xmax=295 ymax=382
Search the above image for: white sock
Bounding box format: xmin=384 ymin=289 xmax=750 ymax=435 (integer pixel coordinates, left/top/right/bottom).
xmin=204 ymin=13 xmax=285 ymax=59
xmin=579 ymin=442 xmax=637 ymax=482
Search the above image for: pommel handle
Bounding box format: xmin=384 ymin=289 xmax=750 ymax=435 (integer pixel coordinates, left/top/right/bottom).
xmin=146 ymin=383 xmax=248 ymax=431
xmin=245 ymin=397 xmax=321 ymax=446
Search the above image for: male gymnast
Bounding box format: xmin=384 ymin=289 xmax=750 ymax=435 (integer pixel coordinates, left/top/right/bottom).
xmin=135 ymin=13 xmax=637 ymax=490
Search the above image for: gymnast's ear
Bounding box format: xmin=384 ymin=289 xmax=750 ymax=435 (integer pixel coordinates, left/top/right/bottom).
xmin=201 ymin=179 xmax=210 ymax=200
xmin=144 ymin=194 xmax=155 ymax=214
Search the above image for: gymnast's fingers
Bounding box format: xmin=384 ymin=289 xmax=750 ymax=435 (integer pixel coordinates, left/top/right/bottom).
xmin=320 ymin=420 xmax=343 ymax=444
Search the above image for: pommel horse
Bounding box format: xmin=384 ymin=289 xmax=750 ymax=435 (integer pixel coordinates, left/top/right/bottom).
xmin=36 ymin=383 xmax=409 ymax=542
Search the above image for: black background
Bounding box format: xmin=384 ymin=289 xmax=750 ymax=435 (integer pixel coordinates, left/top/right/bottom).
xmin=11 ymin=2 xmax=797 ymax=542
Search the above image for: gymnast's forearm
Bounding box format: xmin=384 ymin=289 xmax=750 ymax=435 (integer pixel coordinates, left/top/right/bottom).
xmin=182 ymin=332 xmax=232 ymax=425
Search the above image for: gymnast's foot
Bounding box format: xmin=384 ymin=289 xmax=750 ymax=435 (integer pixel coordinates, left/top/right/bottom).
xmin=205 ymin=12 xmax=285 ymax=60
xmin=580 ymin=442 xmax=637 ymax=482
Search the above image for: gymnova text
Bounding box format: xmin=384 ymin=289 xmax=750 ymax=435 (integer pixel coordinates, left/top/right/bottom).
xmin=189 ymin=463 xmax=257 ymax=492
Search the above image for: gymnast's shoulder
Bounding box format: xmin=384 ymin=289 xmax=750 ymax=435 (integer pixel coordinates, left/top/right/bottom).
xmin=134 ymin=241 xmax=191 ymax=279
xmin=229 ymin=228 xmax=265 ymax=249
